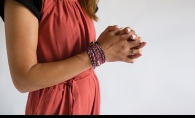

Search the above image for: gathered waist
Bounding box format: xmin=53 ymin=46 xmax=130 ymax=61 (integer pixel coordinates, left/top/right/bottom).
xmin=60 ymin=68 xmax=94 ymax=85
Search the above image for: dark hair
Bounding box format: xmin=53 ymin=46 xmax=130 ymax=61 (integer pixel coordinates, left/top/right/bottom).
xmin=78 ymin=0 xmax=99 ymax=21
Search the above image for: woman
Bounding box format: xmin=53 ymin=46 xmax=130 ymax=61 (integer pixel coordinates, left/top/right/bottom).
xmin=0 ymin=0 xmax=146 ymax=115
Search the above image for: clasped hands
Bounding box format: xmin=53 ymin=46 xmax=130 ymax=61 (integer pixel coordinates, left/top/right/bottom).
xmin=97 ymin=25 xmax=147 ymax=63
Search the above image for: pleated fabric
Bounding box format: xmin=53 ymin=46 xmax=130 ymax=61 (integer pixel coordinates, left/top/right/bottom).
xmin=25 ymin=0 xmax=100 ymax=115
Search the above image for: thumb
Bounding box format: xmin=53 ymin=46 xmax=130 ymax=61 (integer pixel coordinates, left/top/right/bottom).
xmin=104 ymin=25 xmax=119 ymax=33
xmin=101 ymin=25 xmax=120 ymax=35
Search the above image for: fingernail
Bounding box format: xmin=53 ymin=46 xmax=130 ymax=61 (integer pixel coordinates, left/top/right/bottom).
xmin=131 ymin=35 xmax=137 ymax=39
xmin=127 ymin=28 xmax=131 ymax=33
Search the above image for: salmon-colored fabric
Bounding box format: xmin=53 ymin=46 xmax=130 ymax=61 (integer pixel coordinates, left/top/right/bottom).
xmin=25 ymin=0 xmax=100 ymax=115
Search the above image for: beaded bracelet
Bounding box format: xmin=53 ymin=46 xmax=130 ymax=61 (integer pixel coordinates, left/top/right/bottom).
xmin=87 ymin=41 xmax=106 ymax=69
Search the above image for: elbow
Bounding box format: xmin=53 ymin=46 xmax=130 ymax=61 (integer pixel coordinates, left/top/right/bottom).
xmin=12 ymin=77 xmax=35 ymax=93
xmin=9 ymin=64 xmax=40 ymax=93
xmin=10 ymin=67 xmax=41 ymax=93
xmin=16 ymin=88 xmax=28 ymax=94
xmin=13 ymin=81 xmax=30 ymax=93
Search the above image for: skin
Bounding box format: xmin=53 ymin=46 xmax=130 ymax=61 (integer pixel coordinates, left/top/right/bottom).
xmin=4 ymin=0 xmax=146 ymax=93
xmin=102 ymin=26 xmax=147 ymax=62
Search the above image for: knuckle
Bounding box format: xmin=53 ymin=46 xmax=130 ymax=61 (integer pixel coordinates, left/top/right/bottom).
xmin=131 ymin=59 xmax=136 ymax=63
xmin=136 ymin=40 xmax=142 ymax=45
xmin=130 ymin=30 xmax=135 ymax=34
xmin=108 ymin=32 xmax=113 ymax=36
xmin=106 ymin=26 xmax=110 ymax=30
xmin=138 ymin=37 xmax=142 ymax=41
xmin=119 ymin=35 xmax=125 ymax=40
xmin=138 ymin=48 xmax=142 ymax=53
xmin=127 ymin=56 xmax=135 ymax=63
xmin=125 ymin=27 xmax=131 ymax=32
xmin=108 ymin=26 xmax=112 ymax=28
xmin=129 ymin=60 xmax=135 ymax=64
xmin=107 ymin=26 xmax=113 ymax=31
xmin=121 ymin=45 xmax=126 ymax=50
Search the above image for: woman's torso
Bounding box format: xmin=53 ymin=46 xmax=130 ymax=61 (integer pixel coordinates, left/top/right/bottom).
xmin=25 ymin=0 xmax=100 ymax=115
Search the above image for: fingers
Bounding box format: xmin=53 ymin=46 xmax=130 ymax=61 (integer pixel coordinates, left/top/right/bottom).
xmin=99 ymin=25 xmax=118 ymax=37
xmin=129 ymin=48 xmax=142 ymax=56
xmin=106 ymin=26 xmax=138 ymax=40
xmin=117 ymin=27 xmax=137 ymax=41
xmin=125 ymin=44 xmax=145 ymax=63
xmin=104 ymin=25 xmax=127 ymax=35
xmin=120 ymin=34 xmax=141 ymax=48
xmin=117 ymin=27 xmax=131 ymax=35
xmin=127 ymin=42 xmax=147 ymax=63
xmin=117 ymin=27 xmax=139 ymax=42
xmin=99 ymin=25 xmax=146 ymax=64
xmin=106 ymin=25 xmax=119 ymax=32
xmin=117 ymin=46 xmax=143 ymax=64
xmin=132 ymin=53 xmax=142 ymax=59
xmin=135 ymin=42 xmax=147 ymax=49
xmin=125 ymin=53 xmax=142 ymax=63
xmin=117 ymin=27 xmax=144 ymax=46
xmin=126 ymin=40 xmax=146 ymax=63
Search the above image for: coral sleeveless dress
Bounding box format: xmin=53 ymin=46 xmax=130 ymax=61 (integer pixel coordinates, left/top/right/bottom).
xmin=25 ymin=0 xmax=100 ymax=115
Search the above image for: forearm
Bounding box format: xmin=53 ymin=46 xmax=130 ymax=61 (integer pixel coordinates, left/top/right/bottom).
xmin=15 ymin=52 xmax=92 ymax=93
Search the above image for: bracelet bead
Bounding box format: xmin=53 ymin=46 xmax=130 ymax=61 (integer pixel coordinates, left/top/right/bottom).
xmin=87 ymin=41 xmax=106 ymax=69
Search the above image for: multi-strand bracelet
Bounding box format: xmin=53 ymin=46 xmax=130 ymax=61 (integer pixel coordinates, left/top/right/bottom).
xmin=87 ymin=41 xmax=106 ymax=69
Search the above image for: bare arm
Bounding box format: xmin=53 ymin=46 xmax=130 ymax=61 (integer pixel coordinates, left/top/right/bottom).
xmin=4 ymin=0 xmax=92 ymax=93
xmin=4 ymin=0 xmax=146 ymax=93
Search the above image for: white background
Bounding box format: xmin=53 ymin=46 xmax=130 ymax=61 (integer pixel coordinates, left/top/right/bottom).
xmin=0 ymin=0 xmax=195 ymax=115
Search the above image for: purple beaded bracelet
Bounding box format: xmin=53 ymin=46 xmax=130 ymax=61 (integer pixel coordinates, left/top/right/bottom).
xmin=87 ymin=41 xmax=106 ymax=69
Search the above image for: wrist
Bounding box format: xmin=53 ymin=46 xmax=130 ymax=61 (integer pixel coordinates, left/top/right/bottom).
xmin=87 ymin=41 xmax=106 ymax=69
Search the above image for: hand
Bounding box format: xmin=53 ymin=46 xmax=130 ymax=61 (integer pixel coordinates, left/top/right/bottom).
xmin=97 ymin=25 xmax=146 ymax=63
xmin=116 ymin=27 xmax=147 ymax=60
